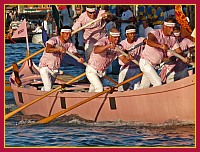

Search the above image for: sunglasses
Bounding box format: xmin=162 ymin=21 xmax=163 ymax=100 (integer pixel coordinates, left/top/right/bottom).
xmin=88 ymin=11 xmax=96 ymax=14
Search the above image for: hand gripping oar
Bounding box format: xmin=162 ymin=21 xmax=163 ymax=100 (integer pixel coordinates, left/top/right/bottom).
xmin=5 ymin=47 xmax=45 ymax=73
xmin=59 ymin=47 xmax=118 ymax=85
xmin=114 ymin=46 xmax=139 ymax=65
xmin=71 ymin=17 xmax=102 ymax=35
xmin=128 ymin=41 xmax=145 ymax=52
xmin=35 ymin=72 xmax=143 ymax=124
xmin=5 ymin=72 xmax=86 ymax=120
xmin=166 ymin=49 xmax=194 ymax=66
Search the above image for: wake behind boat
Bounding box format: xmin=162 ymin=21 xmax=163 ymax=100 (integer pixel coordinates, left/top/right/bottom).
xmin=9 ymin=60 xmax=195 ymax=124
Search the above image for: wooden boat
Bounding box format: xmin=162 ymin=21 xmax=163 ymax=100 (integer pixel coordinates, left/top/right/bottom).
xmin=9 ymin=60 xmax=195 ymax=124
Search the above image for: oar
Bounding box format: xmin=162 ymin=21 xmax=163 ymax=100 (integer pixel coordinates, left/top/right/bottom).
xmin=115 ymin=46 xmax=139 ymax=65
xmin=5 ymin=47 xmax=45 ymax=73
xmin=63 ymin=49 xmax=118 ymax=85
xmin=166 ymin=49 xmax=194 ymax=66
xmin=35 ymin=72 xmax=143 ymax=124
xmin=128 ymin=41 xmax=145 ymax=52
xmin=5 ymin=72 xmax=86 ymax=120
xmin=71 ymin=17 xmax=102 ymax=35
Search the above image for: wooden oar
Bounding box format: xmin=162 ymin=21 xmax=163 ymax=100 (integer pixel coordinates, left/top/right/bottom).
xmin=71 ymin=17 xmax=102 ymax=35
xmin=63 ymin=49 xmax=118 ymax=85
xmin=115 ymin=46 xmax=139 ymax=65
xmin=35 ymin=72 xmax=143 ymax=124
xmin=5 ymin=72 xmax=86 ymax=120
xmin=5 ymin=47 xmax=45 ymax=73
xmin=167 ymin=49 xmax=194 ymax=66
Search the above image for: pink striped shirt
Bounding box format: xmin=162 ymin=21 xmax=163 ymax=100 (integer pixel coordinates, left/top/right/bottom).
xmin=141 ymin=29 xmax=179 ymax=65
xmin=179 ymin=38 xmax=195 ymax=52
xmin=119 ymin=37 xmax=145 ymax=68
xmin=39 ymin=36 xmax=77 ymax=70
xmin=161 ymin=37 xmax=193 ymax=74
xmin=72 ymin=10 xmax=106 ymax=44
xmin=88 ymin=36 xmax=121 ymax=72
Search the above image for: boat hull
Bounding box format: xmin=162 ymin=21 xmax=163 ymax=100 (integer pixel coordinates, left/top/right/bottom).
xmin=11 ymin=74 xmax=195 ymax=124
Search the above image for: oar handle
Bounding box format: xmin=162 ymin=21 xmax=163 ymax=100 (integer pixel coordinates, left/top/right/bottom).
xmin=115 ymin=46 xmax=139 ymax=65
xmin=128 ymin=41 xmax=145 ymax=52
xmin=72 ymin=17 xmax=102 ymax=35
xmin=65 ymin=50 xmax=87 ymax=67
xmin=5 ymin=47 xmax=45 ymax=73
xmin=167 ymin=49 xmax=194 ymax=66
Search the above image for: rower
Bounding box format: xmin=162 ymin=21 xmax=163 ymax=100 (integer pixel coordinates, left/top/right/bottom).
xmin=39 ymin=26 xmax=84 ymax=91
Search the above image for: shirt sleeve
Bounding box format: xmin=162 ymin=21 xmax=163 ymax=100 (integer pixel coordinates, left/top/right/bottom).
xmin=171 ymin=40 xmax=180 ymax=50
xmin=94 ymin=37 xmax=107 ymax=46
xmin=186 ymin=39 xmax=195 ymax=48
xmin=46 ymin=37 xmax=57 ymax=46
xmin=72 ymin=13 xmax=85 ymax=31
xmin=67 ymin=42 xmax=78 ymax=54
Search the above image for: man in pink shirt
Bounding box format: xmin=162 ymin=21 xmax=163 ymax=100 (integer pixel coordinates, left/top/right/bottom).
xmin=160 ymin=25 xmax=194 ymax=83
xmin=72 ymin=5 xmax=113 ymax=62
xmin=86 ymin=27 xmax=131 ymax=92
xmin=118 ymin=25 xmax=146 ymax=91
xmin=39 ymin=26 xmax=84 ymax=91
xmin=138 ymin=17 xmax=182 ymax=89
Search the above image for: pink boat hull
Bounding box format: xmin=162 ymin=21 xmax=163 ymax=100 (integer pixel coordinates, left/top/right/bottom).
xmin=10 ymin=61 xmax=195 ymax=124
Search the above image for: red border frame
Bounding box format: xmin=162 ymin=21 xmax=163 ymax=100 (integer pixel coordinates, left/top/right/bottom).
xmin=2 ymin=1 xmax=198 ymax=151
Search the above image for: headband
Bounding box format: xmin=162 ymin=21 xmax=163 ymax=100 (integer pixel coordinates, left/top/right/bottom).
xmin=110 ymin=31 xmax=120 ymax=37
xmin=86 ymin=7 xmax=96 ymax=12
xmin=126 ymin=29 xmax=136 ymax=34
xmin=164 ymin=22 xmax=175 ymax=27
xmin=61 ymin=29 xmax=71 ymax=33
xmin=174 ymin=32 xmax=180 ymax=37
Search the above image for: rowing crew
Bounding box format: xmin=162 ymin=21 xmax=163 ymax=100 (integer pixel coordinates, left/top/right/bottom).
xmin=39 ymin=15 xmax=195 ymax=92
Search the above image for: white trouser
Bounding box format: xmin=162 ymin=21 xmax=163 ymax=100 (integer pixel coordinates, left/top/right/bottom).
xmin=86 ymin=65 xmax=105 ymax=92
xmin=138 ymin=58 xmax=162 ymax=89
xmin=39 ymin=67 xmax=58 ymax=91
xmin=84 ymin=42 xmax=95 ymax=62
xmin=118 ymin=68 xmax=128 ymax=91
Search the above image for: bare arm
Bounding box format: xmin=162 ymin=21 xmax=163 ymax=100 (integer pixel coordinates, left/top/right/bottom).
xmin=45 ymin=43 xmax=65 ymax=53
xmin=73 ymin=52 xmax=85 ymax=63
xmin=93 ymin=43 xmax=114 ymax=54
xmin=147 ymin=33 xmax=168 ymax=50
